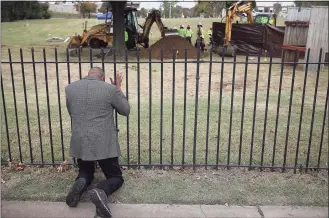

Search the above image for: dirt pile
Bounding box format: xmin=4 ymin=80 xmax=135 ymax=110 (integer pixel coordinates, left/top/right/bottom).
xmin=140 ymin=35 xmax=200 ymax=59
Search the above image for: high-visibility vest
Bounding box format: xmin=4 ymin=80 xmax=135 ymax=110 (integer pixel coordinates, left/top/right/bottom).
xmin=207 ymin=30 xmax=212 ymax=36
xmin=124 ymin=31 xmax=128 ymax=42
xmin=178 ymin=28 xmax=186 ymax=37
xmin=186 ymin=29 xmax=193 ymax=37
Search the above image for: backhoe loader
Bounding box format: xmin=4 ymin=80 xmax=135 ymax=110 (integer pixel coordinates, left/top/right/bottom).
xmin=67 ymin=6 xmax=177 ymax=56
xmin=217 ymin=0 xmax=277 ymax=56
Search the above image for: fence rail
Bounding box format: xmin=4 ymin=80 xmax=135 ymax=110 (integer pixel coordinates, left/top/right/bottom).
xmin=1 ymin=47 xmax=328 ymax=172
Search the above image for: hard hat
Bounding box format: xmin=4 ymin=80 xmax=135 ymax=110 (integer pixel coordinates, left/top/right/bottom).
xmin=198 ymin=22 xmax=202 ymax=26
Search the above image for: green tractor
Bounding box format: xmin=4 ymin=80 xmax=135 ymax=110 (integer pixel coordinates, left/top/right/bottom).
xmin=254 ymin=13 xmax=277 ymax=26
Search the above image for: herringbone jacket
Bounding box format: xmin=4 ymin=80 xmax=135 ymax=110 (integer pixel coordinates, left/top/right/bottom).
xmin=65 ymin=76 xmax=130 ymax=161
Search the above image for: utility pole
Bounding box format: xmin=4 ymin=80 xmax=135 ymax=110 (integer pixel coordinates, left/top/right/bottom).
xmin=169 ymin=1 xmax=172 ymax=18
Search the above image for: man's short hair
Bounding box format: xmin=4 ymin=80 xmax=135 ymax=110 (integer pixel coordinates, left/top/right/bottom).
xmin=88 ymin=67 xmax=104 ymax=77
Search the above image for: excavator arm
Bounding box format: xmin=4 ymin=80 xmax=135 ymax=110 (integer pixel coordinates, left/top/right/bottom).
xmin=224 ymin=0 xmax=255 ymax=47
xmin=142 ymin=10 xmax=165 ymax=39
xmin=141 ymin=10 xmax=178 ymax=43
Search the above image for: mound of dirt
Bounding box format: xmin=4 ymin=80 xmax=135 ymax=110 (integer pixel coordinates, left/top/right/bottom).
xmin=140 ymin=35 xmax=201 ymax=60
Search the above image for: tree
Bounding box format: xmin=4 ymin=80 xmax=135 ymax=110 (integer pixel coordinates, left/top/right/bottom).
xmin=74 ymin=2 xmax=97 ymax=18
xmin=137 ymin=7 xmax=148 ymax=18
xmin=294 ymin=1 xmax=329 ymax=7
xmin=273 ymin=2 xmax=282 ymax=13
xmin=161 ymin=0 xmax=177 ymax=18
xmin=98 ymin=2 xmax=111 ymax=13
xmin=193 ymin=2 xmax=213 ymax=17
xmin=171 ymin=5 xmax=183 ymax=18
xmin=182 ymin=8 xmax=193 ymax=18
xmin=210 ymin=1 xmax=225 ymax=17
xmin=111 ymin=1 xmax=127 ymax=56
xmin=1 ymin=1 xmax=51 ymax=22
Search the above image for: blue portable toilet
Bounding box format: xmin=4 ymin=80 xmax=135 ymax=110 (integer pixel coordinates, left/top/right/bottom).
xmin=96 ymin=12 xmax=112 ymax=20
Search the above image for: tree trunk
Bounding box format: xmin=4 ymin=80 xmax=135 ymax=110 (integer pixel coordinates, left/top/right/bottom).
xmin=111 ymin=1 xmax=127 ymax=57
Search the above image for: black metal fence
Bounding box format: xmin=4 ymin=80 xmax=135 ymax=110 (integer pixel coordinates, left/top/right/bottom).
xmin=1 ymin=47 xmax=328 ymax=172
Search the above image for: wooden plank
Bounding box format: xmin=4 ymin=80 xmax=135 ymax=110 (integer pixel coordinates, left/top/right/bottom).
xmin=305 ymin=7 xmax=329 ymax=72
xmin=283 ymin=7 xmax=311 ymax=47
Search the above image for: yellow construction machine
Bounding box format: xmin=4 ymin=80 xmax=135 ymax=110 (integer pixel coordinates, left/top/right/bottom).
xmin=218 ymin=0 xmax=277 ymax=56
xmin=67 ymin=6 xmax=177 ymax=55
xmin=136 ymin=9 xmax=178 ymax=48
xmin=67 ymin=21 xmax=112 ymax=51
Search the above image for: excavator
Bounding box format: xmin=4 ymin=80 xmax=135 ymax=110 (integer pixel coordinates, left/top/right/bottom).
xmin=217 ymin=0 xmax=277 ymax=56
xmin=67 ymin=6 xmax=178 ymax=56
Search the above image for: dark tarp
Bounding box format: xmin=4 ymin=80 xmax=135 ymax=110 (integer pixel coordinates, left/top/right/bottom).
xmin=263 ymin=24 xmax=285 ymax=57
xmin=212 ymin=22 xmax=285 ymax=57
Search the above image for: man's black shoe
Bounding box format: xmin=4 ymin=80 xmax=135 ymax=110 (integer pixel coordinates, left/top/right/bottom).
xmin=66 ymin=178 xmax=87 ymax=207
xmin=89 ymin=188 xmax=112 ymax=218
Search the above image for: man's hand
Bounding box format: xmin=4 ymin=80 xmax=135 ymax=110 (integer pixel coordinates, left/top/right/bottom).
xmin=110 ymin=72 xmax=123 ymax=91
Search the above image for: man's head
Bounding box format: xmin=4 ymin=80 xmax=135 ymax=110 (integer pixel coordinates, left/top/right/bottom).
xmin=88 ymin=67 xmax=105 ymax=81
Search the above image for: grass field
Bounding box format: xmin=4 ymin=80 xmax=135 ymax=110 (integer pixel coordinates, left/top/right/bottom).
xmin=1 ymin=18 xmax=218 ymax=50
xmin=1 ymin=16 xmax=285 ymax=60
xmin=1 ymin=18 xmax=328 ymax=169
xmin=2 ymin=167 xmax=328 ymax=206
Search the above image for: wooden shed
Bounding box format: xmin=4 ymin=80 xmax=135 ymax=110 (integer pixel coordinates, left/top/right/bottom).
xmin=282 ymin=7 xmax=328 ymax=71
xmin=305 ymin=6 xmax=328 ymax=71
xmin=282 ymin=7 xmax=311 ymax=63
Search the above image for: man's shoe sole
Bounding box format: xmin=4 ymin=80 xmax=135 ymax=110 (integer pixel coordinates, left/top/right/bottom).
xmin=66 ymin=178 xmax=86 ymax=207
xmin=90 ymin=189 xmax=112 ymax=218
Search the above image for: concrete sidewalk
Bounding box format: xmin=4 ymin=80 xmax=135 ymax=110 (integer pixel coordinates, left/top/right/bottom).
xmin=1 ymin=201 xmax=328 ymax=218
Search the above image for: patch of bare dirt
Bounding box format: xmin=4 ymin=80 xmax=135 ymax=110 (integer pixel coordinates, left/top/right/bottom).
xmin=140 ymin=35 xmax=201 ymax=60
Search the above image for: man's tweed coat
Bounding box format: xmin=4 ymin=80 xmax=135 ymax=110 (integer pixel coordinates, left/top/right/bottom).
xmin=65 ymin=76 xmax=130 ymax=161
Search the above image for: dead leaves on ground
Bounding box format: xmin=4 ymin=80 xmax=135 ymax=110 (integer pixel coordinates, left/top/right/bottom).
xmin=15 ymin=162 xmax=26 ymax=171
xmin=6 ymin=159 xmax=71 ymax=173
xmin=57 ymin=160 xmax=69 ymax=173
xmin=7 ymin=160 xmax=27 ymax=171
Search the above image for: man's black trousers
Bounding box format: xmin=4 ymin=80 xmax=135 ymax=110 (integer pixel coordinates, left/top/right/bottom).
xmin=76 ymin=157 xmax=124 ymax=196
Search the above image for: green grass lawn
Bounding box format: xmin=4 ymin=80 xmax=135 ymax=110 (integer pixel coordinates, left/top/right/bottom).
xmin=1 ymin=16 xmax=285 ymax=60
xmin=1 ymin=167 xmax=328 ymax=206
xmin=1 ymin=18 xmax=328 ymax=169
xmin=1 ymin=16 xmax=286 ymax=48
xmin=1 ymin=17 xmax=328 ymax=206
xmin=1 ymin=18 xmax=217 ymax=50
xmin=1 ymin=54 xmax=328 ymax=168
xmin=1 ymin=18 xmax=219 ymax=63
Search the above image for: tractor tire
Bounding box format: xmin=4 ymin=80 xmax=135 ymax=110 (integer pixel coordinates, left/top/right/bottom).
xmin=100 ymin=41 xmax=108 ymax=48
xmin=125 ymin=39 xmax=136 ymax=50
xmin=89 ymin=38 xmax=102 ymax=49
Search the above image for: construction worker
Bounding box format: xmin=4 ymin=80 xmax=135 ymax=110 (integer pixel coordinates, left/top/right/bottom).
xmin=124 ymin=30 xmax=128 ymax=48
xmin=178 ymin=24 xmax=186 ymax=38
xmin=185 ymin=24 xmax=193 ymax=44
xmin=195 ymin=22 xmax=205 ymax=51
xmin=207 ymin=26 xmax=213 ymax=45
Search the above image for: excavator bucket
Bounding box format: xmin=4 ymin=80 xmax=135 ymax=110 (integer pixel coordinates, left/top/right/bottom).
xmin=163 ymin=29 xmax=179 ymax=36
xmin=217 ymin=45 xmax=236 ymax=57
xmin=67 ymin=35 xmax=83 ymax=56
xmin=68 ymin=35 xmax=82 ymax=49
